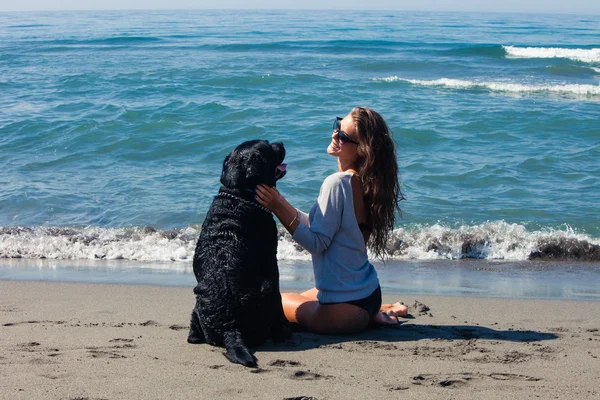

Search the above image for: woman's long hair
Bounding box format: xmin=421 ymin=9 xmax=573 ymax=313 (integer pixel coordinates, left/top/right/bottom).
xmin=351 ymin=106 xmax=404 ymax=260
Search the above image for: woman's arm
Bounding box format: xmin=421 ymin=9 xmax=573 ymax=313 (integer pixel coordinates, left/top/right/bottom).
xmin=255 ymin=185 xmax=301 ymax=234
xmin=257 ymin=174 xmax=344 ymax=254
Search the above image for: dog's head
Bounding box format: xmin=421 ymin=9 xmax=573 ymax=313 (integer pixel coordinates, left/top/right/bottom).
xmin=220 ymin=140 xmax=286 ymax=190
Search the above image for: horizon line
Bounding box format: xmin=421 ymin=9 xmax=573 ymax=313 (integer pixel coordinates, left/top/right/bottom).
xmin=1 ymin=8 xmax=599 ymax=16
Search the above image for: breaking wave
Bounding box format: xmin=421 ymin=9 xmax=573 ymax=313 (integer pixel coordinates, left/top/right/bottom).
xmin=385 ymin=222 xmax=600 ymax=262
xmin=503 ymin=45 xmax=600 ymax=63
xmin=373 ymin=77 xmax=600 ymax=97
xmin=1 ymin=221 xmax=599 ymax=263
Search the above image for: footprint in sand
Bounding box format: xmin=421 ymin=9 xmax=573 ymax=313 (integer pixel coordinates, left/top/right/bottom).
xmin=139 ymin=320 xmax=159 ymax=326
xmin=169 ymin=324 xmax=188 ymax=331
xmin=4 ymin=320 xmax=39 ymax=327
xmin=284 ymin=397 xmax=318 ymax=400
xmin=67 ymin=397 xmax=109 ymax=400
xmin=29 ymin=357 xmax=59 ymax=365
xmin=290 ymin=370 xmax=331 ymax=381
xmin=269 ymin=359 xmax=302 ymax=367
xmin=488 ymin=373 xmax=541 ymax=381
xmin=85 ymin=341 xmax=137 ymax=359
xmin=16 ymin=342 xmax=62 ymax=358
xmin=87 ymin=349 xmax=127 ymax=359
xmin=39 ymin=373 xmax=70 ymax=380
xmin=3 ymin=320 xmax=65 ymax=327
xmin=412 ymin=373 xmax=477 ymax=388
xmin=411 ymin=372 xmax=541 ymax=388
xmin=17 ymin=341 xmax=41 ymax=348
xmin=249 ymin=368 xmax=269 ymax=374
xmin=388 ymin=386 xmax=410 ymax=391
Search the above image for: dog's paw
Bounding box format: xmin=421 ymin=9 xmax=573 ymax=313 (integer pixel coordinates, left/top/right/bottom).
xmin=187 ymin=323 xmax=206 ymax=344
xmin=225 ymin=345 xmax=258 ymax=368
xmin=187 ymin=335 xmax=205 ymax=344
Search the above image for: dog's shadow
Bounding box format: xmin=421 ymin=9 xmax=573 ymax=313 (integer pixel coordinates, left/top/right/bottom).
xmin=260 ymin=318 xmax=558 ymax=353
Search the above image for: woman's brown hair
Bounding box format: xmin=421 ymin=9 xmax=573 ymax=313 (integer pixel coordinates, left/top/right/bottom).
xmin=351 ymin=106 xmax=403 ymax=259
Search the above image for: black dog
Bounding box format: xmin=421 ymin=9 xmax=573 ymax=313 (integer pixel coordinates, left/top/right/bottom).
xmin=188 ymin=140 xmax=291 ymax=367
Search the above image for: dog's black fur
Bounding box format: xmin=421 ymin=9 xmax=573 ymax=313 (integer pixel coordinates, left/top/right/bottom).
xmin=188 ymin=140 xmax=291 ymax=367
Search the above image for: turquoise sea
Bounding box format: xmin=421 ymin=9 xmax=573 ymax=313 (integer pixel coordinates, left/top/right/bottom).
xmin=1 ymin=10 xmax=599 ymax=299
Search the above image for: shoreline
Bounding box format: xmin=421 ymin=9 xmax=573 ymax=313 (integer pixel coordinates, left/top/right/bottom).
xmin=1 ymin=280 xmax=599 ymax=399
xmin=1 ymin=257 xmax=599 ymax=302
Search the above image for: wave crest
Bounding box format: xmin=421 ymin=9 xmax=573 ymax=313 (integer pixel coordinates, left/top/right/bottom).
xmin=0 ymin=226 xmax=199 ymax=262
xmin=1 ymin=222 xmax=599 ymax=263
xmin=373 ymin=77 xmax=600 ymax=97
xmin=385 ymin=222 xmax=600 ymax=261
xmin=503 ymin=45 xmax=600 ymax=63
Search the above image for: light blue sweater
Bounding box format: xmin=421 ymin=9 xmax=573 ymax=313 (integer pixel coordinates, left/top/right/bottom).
xmin=292 ymin=172 xmax=379 ymax=303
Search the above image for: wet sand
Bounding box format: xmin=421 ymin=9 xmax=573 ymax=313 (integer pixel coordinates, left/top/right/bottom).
xmin=2 ymin=258 xmax=599 ymax=301
xmin=1 ymin=280 xmax=599 ymax=399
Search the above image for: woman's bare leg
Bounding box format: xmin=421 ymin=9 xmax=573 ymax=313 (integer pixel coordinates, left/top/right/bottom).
xmin=281 ymin=291 xmax=370 ymax=334
xmin=294 ymin=288 xmax=408 ymax=326
xmin=281 ymin=292 xmax=317 ymax=324
xmin=300 ymin=288 xmax=408 ymax=316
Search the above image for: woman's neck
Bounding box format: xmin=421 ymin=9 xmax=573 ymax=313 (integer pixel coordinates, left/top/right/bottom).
xmin=337 ymin=158 xmax=357 ymax=174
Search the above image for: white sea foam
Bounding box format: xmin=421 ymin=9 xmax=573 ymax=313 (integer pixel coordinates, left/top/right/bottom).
xmin=0 ymin=226 xmax=199 ymax=262
xmin=503 ymin=46 xmax=600 ymax=63
xmin=386 ymin=221 xmax=600 ymax=261
xmin=276 ymin=236 xmax=312 ymax=261
xmin=373 ymin=77 xmax=600 ymax=97
xmin=1 ymin=222 xmax=598 ymax=263
xmin=0 ymin=226 xmax=312 ymax=263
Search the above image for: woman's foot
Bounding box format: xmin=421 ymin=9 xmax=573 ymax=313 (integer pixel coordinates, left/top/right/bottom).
xmin=381 ymin=302 xmax=409 ymax=318
xmin=374 ymin=310 xmax=400 ymax=325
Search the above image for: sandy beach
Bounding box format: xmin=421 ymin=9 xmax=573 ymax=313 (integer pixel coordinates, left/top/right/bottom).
xmin=1 ymin=280 xmax=599 ymax=400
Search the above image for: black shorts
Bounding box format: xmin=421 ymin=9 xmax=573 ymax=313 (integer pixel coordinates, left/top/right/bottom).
xmin=320 ymin=285 xmax=382 ymax=319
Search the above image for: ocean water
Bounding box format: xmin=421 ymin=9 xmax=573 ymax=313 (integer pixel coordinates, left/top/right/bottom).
xmin=1 ymin=10 xmax=599 ymax=298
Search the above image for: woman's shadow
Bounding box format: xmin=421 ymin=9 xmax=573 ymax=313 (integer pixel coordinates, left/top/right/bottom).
xmin=262 ymin=315 xmax=558 ymax=353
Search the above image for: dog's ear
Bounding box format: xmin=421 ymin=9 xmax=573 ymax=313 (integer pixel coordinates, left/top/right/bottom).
xmin=244 ymin=151 xmax=268 ymax=187
xmin=220 ymin=155 xmax=236 ymax=187
xmin=220 ymin=142 xmax=273 ymax=189
xmin=221 ymin=151 xmax=266 ymax=189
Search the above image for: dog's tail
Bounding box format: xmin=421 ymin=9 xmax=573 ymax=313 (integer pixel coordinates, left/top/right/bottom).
xmin=223 ymin=330 xmax=257 ymax=368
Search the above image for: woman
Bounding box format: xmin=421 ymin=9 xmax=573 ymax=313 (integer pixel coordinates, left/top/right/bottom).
xmin=256 ymin=106 xmax=407 ymax=334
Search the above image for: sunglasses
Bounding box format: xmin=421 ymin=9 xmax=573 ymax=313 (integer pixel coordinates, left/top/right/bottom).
xmin=333 ymin=117 xmax=359 ymax=145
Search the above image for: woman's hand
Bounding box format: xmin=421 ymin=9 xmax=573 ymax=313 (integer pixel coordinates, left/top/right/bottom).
xmin=255 ymin=184 xmax=284 ymax=212
xmin=256 ymin=184 xmax=300 ymax=234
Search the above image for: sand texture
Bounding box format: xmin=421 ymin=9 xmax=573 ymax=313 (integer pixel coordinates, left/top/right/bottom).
xmin=1 ymin=281 xmax=599 ymax=399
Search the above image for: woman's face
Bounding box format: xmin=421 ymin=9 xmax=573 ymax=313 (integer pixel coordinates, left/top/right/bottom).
xmin=327 ymin=113 xmax=359 ymax=163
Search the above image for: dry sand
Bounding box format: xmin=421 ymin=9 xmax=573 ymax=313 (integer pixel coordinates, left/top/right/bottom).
xmin=1 ymin=280 xmax=599 ymax=400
